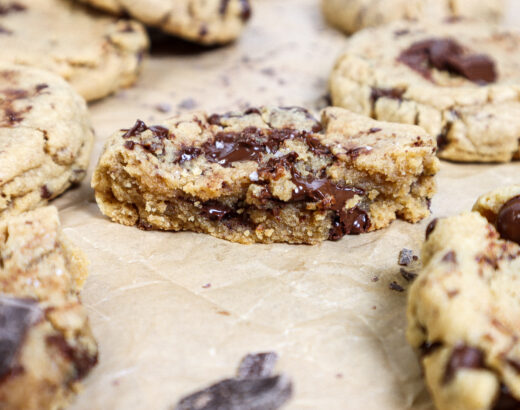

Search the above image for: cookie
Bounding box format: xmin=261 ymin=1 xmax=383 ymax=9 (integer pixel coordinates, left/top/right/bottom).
xmin=0 ymin=206 xmax=98 ymax=409
xmin=74 ymin=0 xmax=251 ymax=45
xmin=0 ymin=64 xmax=94 ymax=222
xmin=0 ymin=0 xmax=149 ymax=101
xmin=91 ymin=106 xmax=438 ymax=244
xmin=322 ymin=0 xmax=505 ymax=35
xmin=329 ymin=19 xmax=520 ymax=162
xmin=407 ymin=188 xmax=520 ymax=409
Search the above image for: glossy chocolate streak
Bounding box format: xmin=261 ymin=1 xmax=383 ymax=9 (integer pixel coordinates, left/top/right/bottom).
xmin=121 ymin=119 xmax=169 ymax=139
xmin=397 ymin=38 xmax=497 ymax=84
xmin=444 ymin=345 xmax=485 ymax=384
xmin=259 ymin=153 xmax=369 ymax=240
xmin=200 ymin=127 xmax=330 ymax=167
xmin=0 ymin=296 xmax=41 ymax=378
xmin=496 ymin=196 xmax=520 ymax=245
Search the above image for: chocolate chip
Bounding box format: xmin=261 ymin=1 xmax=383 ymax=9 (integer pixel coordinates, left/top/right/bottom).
xmin=444 ymin=345 xmax=485 ymax=384
xmin=370 ymin=87 xmax=405 ymax=104
xmin=494 ymin=384 xmax=520 ymax=410
xmin=400 ymin=268 xmax=417 ymax=282
xmin=201 ymin=201 xmax=233 ymax=221
xmin=397 ymin=38 xmax=497 ymax=84
xmin=121 ymin=119 xmax=148 ymax=138
xmin=240 ymin=0 xmax=251 ymax=21
xmin=398 ymin=248 xmax=414 ymax=266
xmin=40 ymin=185 xmax=52 ymax=199
xmin=496 ymin=196 xmax=520 ymax=245
xmin=425 ymin=218 xmax=438 ymax=240
xmin=123 ymin=140 xmax=135 ymax=150
xmin=0 ymin=296 xmax=41 ymax=379
xmin=237 ymin=352 xmax=278 ymax=379
xmin=389 ymin=281 xmax=405 ymax=292
xmin=368 ymin=128 xmax=381 ymax=134
xmin=175 ymin=375 xmax=292 ymax=410
xmin=35 ymin=84 xmax=48 ymax=93
xmin=175 ymin=147 xmax=202 ymax=164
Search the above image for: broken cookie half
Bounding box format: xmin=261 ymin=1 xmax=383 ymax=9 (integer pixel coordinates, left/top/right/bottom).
xmin=407 ymin=186 xmax=520 ymax=410
xmin=92 ymin=106 xmax=438 ymax=244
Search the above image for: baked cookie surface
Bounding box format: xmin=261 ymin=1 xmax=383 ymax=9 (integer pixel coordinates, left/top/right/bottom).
xmin=0 ymin=206 xmax=98 ymax=410
xmin=407 ymin=187 xmax=520 ymax=409
xmin=92 ymin=106 xmax=438 ymax=244
xmin=322 ymin=0 xmax=505 ymax=34
xmin=329 ymin=20 xmax=520 ymax=162
xmin=0 ymin=0 xmax=148 ymax=101
xmin=0 ymin=64 xmax=94 ymax=222
xmin=74 ymin=0 xmax=251 ymax=45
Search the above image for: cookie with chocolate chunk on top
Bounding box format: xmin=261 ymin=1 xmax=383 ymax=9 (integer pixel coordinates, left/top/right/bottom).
xmin=330 ymin=19 xmax=520 ymax=162
xmin=74 ymin=0 xmax=251 ymax=45
xmin=407 ymin=186 xmax=520 ymax=410
xmin=92 ymin=106 xmax=438 ymax=244
xmin=322 ymin=0 xmax=504 ymax=35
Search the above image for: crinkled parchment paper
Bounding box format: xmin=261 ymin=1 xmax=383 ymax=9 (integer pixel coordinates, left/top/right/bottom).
xmin=56 ymin=1 xmax=520 ymax=408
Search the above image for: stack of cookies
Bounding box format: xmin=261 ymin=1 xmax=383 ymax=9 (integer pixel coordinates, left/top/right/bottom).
xmin=0 ymin=0 xmax=519 ymax=409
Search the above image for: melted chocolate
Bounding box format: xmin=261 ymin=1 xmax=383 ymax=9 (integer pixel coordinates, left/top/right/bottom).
xmin=496 ymin=196 xmax=520 ymax=245
xmin=121 ymin=120 xmax=169 ymax=139
xmin=0 ymin=296 xmax=41 ymax=378
xmin=398 ymin=38 xmax=497 ymax=84
xmin=444 ymin=345 xmax=485 ymax=383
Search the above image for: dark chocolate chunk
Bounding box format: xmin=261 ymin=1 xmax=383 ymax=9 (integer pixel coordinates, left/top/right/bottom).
xmin=240 ymin=0 xmax=252 ymax=21
xmin=40 ymin=185 xmax=52 ymax=199
xmin=444 ymin=345 xmax=485 ymax=384
xmin=175 ymin=375 xmax=292 ymax=410
xmin=121 ymin=119 xmax=148 ymax=138
xmin=400 ymin=268 xmax=417 ymax=282
xmin=389 ymin=281 xmax=405 ymax=292
xmin=0 ymin=296 xmax=41 ymax=378
xmin=175 ymin=147 xmax=202 ymax=164
xmin=496 ymin=196 xmax=520 ymax=245
xmin=397 ymin=38 xmax=497 ymax=84
xmin=123 ymin=140 xmax=136 ymax=150
xmin=201 ymin=201 xmax=234 ymax=221
xmin=425 ymin=218 xmax=438 ymax=239
xmin=398 ymin=248 xmax=414 ymax=266
xmin=370 ymin=87 xmax=405 ymax=104
xmin=237 ymin=352 xmax=278 ymax=379
xmin=494 ymin=384 xmax=520 ymax=410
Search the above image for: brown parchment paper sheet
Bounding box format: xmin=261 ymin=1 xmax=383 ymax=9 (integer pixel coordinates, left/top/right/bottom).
xmin=51 ymin=1 xmax=520 ymax=409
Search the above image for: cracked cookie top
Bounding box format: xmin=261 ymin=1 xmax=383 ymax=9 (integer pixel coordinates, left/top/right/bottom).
xmin=0 ymin=64 xmax=93 ymax=192
xmin=331 ymin=19 xmax=520 ymax=111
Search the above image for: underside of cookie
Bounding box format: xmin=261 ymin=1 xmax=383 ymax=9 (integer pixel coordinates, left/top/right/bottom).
xmin=330 ymin=20 xmax=520 ymax=163
xmin=0 ymin=207 xmax=97 ymax=409
xmin=75 ymin=0 xmax=251 ymax=45
xmin=0 ymin=64 xmax=94 ymax=222
xmin=92 ymin=106 xmax=438 ymax=244
xmin=407 ymin=190 xmax=520 ymax=409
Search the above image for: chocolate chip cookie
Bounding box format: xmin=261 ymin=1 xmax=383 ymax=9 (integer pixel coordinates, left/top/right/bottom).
xmin=0 ymin=206 xmax=98 ymax=409
xmin=330 ymin=20 xmax=520 ymax=162
xmin=74 ymin=0 xmax=251 ymax=45
xmin=91 ymin=106 xmax=438 ymax=244
xmin=322 ymin=0 xmax=505 ymax=35
xmin=407 ymin=187 xmax=520 ymax=409
xmin=0 ymin=64 xmax=94 ymax=222
xmin=0 ymin=0 xmax=148 ymax=101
